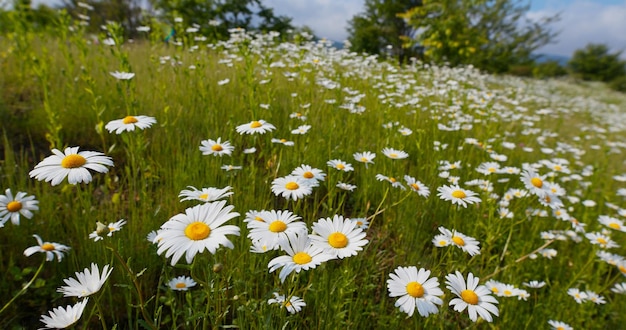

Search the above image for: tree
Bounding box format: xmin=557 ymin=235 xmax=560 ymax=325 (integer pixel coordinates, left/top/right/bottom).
xmin=399 ymin=0 xmax=559 ymax=73
xmin=346 ymin=0 xmax=422 ymax=63
xmin=568 ymin=43 xmax=626 ymax=83
xmin=149 ymin=0 xmax=293 ymax=39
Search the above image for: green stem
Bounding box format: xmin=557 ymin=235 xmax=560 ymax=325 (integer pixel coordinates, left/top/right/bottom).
xmin=0 ymin=257 xmax=46 ymax=316
xmin=106 ymin=244 xmax=157 ymax=330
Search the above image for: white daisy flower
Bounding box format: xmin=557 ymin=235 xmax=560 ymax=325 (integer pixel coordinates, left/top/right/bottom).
xmin=168 ymin=276 xmax=197 ymax=291
xmin=327 ymin=159 xmax=354 ymax=172
xmin=23 ymin=234 xmax=70 ymax=262
xmin=155 ymin=201 xmax=240 ymax=265
xmin=57 ymin=263 xmax=113 ymax=298
xmin=611 ymin=282 xmax=626 ymax=294
xmin=29 ymin=147 xmax=113 ymax=186
xmin=235 ymin=120 xmax=275 ymax=135
xmin=548 ymin=320 xmax=573 ymax=330
xmin=178 ymin=186 xmax=234 ymax=203
xmin=199 ymin=138 xmax=235 ymax=157
xmin=0 ymin=188 xmax=39 ymax=226
xmin=520 ymin=169 xmax=549 ymax=197
xmin=522 ymin=280 xmax=546 ymax=288
xmin=291 ymin=125 xmax=311 ymax=135
xmin=267 ymin=292 xmax=306 ymax=314
xmin=382 ymin=147 xmax=409 ymax=159
xmin=445 ymin=271 xmax=499 ymax=323
xmin=247 ymin=209 xmax=306 ymax=250
xmin=432 ymin=227 xmax=481 ymax=256
xmin=376 ymin=174 xmax=406 ymax=190
xmin=336 ymin=182 xmax=357 ymax=191
xmin=291 ymin=164 xmax=326 ymax=187
xmin=105 ymin=115 xmax=157 ymax=134
xmin=309 ymin=215 xmax=368 ymax=259
xmin=40 ymin=298 xmax=89 ymax=329
xmin=271 ymin=175 xmax=313 ymax=201
xmin=353 ymin=151 xmax=376 ymax=168
xmin=567 ymin=288 xmax=588 ymax=303
xmin=404 ymin=175 xmax=430 ymax=197
xmin=271 ymin=138 xmax=295 ymax=146
xmin=436 ymin=185 xmax=481 ymax=208
xmin=268 ymin=230 xmax=333 ymax=282
xmin=109 ymin=71 xmax=135 ymax=80
xmin=585 ymin=232 xmax=619 ymax=249
xmin=387 ymin=266 xmax=443 ymax=317
xmin=88 ymin=219 xmax=127 ymax=241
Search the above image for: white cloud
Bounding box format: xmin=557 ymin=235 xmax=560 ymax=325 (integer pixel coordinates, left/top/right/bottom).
xmin=529 ymin=0 xmax=626 ymax=58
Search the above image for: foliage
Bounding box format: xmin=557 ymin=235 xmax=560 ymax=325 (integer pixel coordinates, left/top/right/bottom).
xmin=533 ymin=60 xmax=567 ymax=79
xmin=609 ymin=75 xmax=626 ymax=93
xmin=346 ymin=0 xmax=422 ymax=63
xmin=568 ymin=43 xmax=626 ymax=83
xmin=399 ymin=0 xmax=559 ymax=73
xmin=148 ymin=0 xmax=294 ymax=40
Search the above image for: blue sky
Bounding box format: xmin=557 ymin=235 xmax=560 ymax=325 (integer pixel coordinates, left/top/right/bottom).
xmin=32 ymin=0 xmax=626 ymax=58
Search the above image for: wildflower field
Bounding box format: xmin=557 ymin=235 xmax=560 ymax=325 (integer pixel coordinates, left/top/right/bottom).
xmin=2 ymin=13 xmax=626 ymax=330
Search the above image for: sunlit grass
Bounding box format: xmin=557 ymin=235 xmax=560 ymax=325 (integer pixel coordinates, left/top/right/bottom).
xmin=1 ymin=16 xmax=626 ymax=329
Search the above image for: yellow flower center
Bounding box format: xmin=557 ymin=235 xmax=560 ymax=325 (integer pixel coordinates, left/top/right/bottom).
xmin=554 ymin=165 xmax=562 ymax=171
xmin=401 ymin=281 xmax=424 ymax=298
xmin=389 ymin=153 xmax=398 ymax=158
xmin=491 ymin=287 xmax=499 ymax=294
xmin=328 ymin=232 xmax=348 ymax=248
xmin=452 ymin=235 xmax=465 ymax=246
xmin=530 ymin=177 xmax=543 ymax=188
xmin=451 ymin=190 xmax=467 ymax=199
xmin=254 ymin=216 xmax=264 ymax=222
xmin=250 ymin=121 xmax=262 ymax=128
xmin=389 ymin=177 xmax=396 ymax=183
xmin=303 ymin=171 xmax=314 ymax=179
xmin=488 ymin=167 xmax=496 ymax=173
xmin=619 ymin=265 xmax=626 ymax=274
xmin=280 ymin=139 xmax=287 ymax=143
xmin=211 ymin=144 xmax=223 ymax=151
xmin=199 ymin=193 xmax=209 ymax=200
xmin=6 ymin=201 xmax=22 ymax=212
xmin=609 ymin=223 xmax=621 ymax=230
xmin=439 ymin=240 xmax=447 ymax=246
xmin=356 ymin=221 xmax=363 ymax=226
xmin=360 ymin=157 xmax=368 ymax=162
xmin=61 ymin=154 xmax=87 ymax=169
xmin=122 ymin=116 xmax=138 ymax=124
xmin=336 ymin=164 xmax=345 ymax=170
xmin=557 ymin=327 xmax=565 ymax=330
xmin=41 ymin=243 xmax=55 ymax=251
xmin=503 ymin=290 xmax=512 ymax=296
xmin=269 ymin=220 xmax=287 ymax=233
xmin=461 ymin=289 xmax=479 ymax=305
xmin=410 ymin=183 xmax=420 ymax=190
xmin=285 ymin=182 xmax=299 ymax=190
xmin=175 ymin=282 xmax=187 ymax=289
xmin=184 ymin=222 xmax=211 ymax=240
xmin=597 ymin=237 xmax=607 ymax=245
xmin=293 ymin=252 xmax=312 ymax=265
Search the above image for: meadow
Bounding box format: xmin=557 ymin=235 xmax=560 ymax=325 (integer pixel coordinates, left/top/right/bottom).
xmin=1 ymin=14 xmax=626 ymax=330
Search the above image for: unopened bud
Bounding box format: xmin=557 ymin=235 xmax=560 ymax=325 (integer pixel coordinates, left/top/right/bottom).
xmin=95 ymin=221 xmax=110 ymax=236
xmin=213 ymin=263 xmax=223 ymax=273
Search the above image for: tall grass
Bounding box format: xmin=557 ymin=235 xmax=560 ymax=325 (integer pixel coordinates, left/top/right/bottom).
xmin=1 ymin=14 xmax=626 ymax=329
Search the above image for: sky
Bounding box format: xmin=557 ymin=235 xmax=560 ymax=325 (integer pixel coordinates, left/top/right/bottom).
xmin=31 ymin=0 xmax=626 ymax=58
xmin=263 ymin=0 xmax=626 ymax=58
